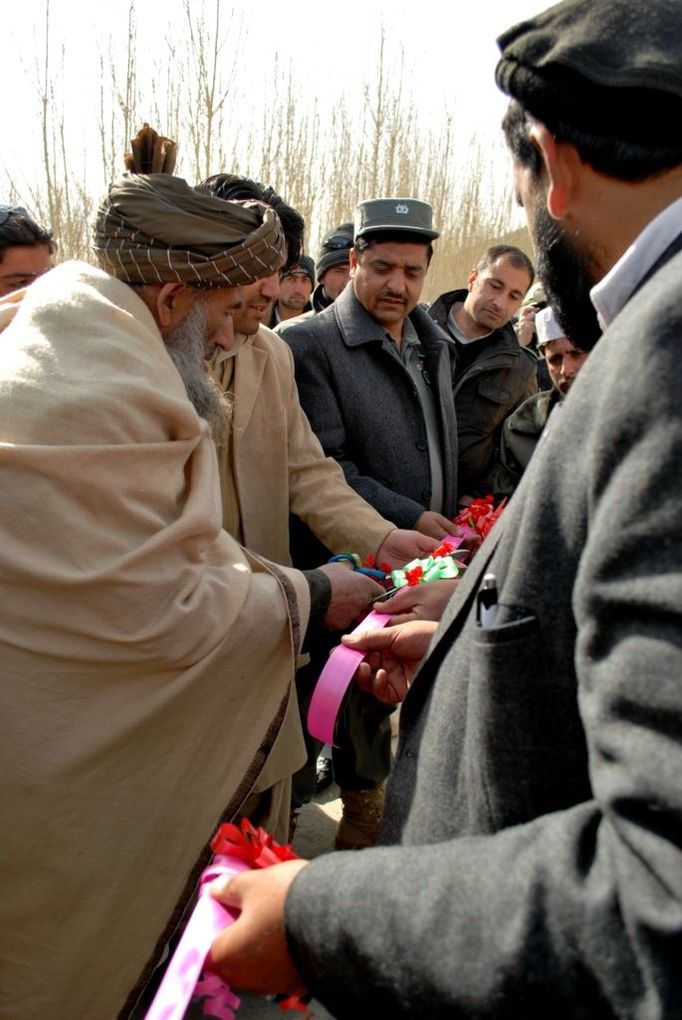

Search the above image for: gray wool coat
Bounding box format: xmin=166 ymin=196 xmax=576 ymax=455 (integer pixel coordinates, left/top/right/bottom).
xmin=283 ymin=285 xmax=459 ymax=528
xmin=284 ymin=237 xmax=682 ymax=1018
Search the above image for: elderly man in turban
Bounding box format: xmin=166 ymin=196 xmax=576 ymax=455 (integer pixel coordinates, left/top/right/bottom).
xmin=0 ymin=128 xmax=380 ymax=1019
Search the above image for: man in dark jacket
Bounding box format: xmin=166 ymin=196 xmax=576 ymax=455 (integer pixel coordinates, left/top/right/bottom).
xmin=203 ymin=2 xmax=682 ymax=1017
xmin=312 ymin=222 xmax=353 ymax=313
xmin=283 ymin=198 xmax=459 ymax=849
xmin=429 ymin=244 xmax=537 ymax=498
xmin=284 ymin=198 xmax=459 ymax=538
xmin=268 ymin=255 xmax=314 ymax=328
xmin=275 ymin=224 xmax=353 ymax=330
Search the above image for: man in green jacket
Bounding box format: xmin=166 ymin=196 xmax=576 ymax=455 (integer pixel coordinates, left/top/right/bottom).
xmin=495 ymin=304 xmax=591 ymax=497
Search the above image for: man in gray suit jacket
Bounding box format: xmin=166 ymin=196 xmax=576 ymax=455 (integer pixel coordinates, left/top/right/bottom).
xmin=200 ymin=2 xmax=682 ymax=1016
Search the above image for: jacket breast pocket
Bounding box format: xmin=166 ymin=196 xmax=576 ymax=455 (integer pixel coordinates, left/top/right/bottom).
xmin=468 ymin=613 xmax=589 ymax=831
xmin=477 ymin=379 xmax=512 ymax=405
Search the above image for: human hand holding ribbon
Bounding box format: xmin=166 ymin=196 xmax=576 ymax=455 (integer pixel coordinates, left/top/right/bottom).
xmin=143 ymin=821 xmax=308 ymax=1020
xmin=307 ymin=532 xmax=472 ymax=744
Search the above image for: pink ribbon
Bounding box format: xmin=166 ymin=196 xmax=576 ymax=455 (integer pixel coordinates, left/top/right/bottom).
xmin=144 ymin=856 xmax=249 ymax=1020
xmin=307 ymin=535 xmax=467 ymax=745
xmin=307 ymin=609 xmax=390 ymax=745
xmin=194 ymin=974 xmax=241 ymax=1018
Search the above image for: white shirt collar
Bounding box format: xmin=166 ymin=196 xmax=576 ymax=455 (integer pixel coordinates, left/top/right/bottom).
xmin=591 ymin=195 xmax=682 ymax=330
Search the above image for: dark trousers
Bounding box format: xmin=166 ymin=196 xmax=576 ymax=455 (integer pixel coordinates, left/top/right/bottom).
xmin=289 ymin=514 xmax=394 ymax=808
xmin=291 ymin=619 xmax=394 ymax=809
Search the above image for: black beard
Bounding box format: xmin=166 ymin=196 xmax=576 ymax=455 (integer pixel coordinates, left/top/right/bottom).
xmin=532 ymin=205 xmax=603 ymax=352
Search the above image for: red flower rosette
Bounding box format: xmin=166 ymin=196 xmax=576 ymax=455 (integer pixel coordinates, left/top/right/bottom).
xmin=144 ymin=819 xmax=309 ymax=1020
xmin=404 ymin=564 xmax=424 ymax=587
xmin=452 ymin=496 xmax=507 ymax=548
xmin=211 ymin=818 xmax=299 ymax=869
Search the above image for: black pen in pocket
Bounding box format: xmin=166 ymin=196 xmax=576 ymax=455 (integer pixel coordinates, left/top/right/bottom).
xmin=477 ymin=573 xmax=498 ymax=629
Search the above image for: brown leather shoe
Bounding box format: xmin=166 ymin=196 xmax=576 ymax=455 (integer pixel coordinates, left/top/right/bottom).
xmin=334 ymin=784 xmax=385 ymax=850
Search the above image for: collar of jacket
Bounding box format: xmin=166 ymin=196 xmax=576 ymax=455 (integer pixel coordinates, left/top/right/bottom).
xmin=431 ymin=287 xmax=532 ymax=383
xmin=506 ymin=387 xmax=560 ymax=434
xmin=312 ymin=283 xmax=333 ymax=313
xmin=428 ymin=286 xmax=465 ymax=329
xmin=430 ymin=287 xmax=521 ymax=352
xmin=332 ymin=283 xmax=452 ymax=351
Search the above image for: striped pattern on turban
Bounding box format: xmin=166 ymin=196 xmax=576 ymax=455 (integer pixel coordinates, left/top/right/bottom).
xmin=93 ymin=172 xmax=285 ymax=287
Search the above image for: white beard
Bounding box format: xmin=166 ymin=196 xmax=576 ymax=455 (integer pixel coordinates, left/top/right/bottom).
xmin=165 ymin=299 xmax=233 ymax=443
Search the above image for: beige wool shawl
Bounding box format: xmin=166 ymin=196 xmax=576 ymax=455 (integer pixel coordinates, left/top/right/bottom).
xmin=0 ymin=263 xmax=309 ymax=1019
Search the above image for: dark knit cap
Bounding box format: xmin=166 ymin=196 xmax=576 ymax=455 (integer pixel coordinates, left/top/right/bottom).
xmin=495 ymin=0 xmax=682 ymax=147
xmin=316 ymin=222 xmax=353 ymax=281
xmin=281 ymin=253 xmax=315 ymax=286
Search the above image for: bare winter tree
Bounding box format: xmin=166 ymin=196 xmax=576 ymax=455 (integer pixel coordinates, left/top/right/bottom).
xmin=7 ymin=0 xmax=527 ymax=290
xmin=99 ymin=1 xmax=140 ymax=188
xmin=181 ymin=0 xmax=242 ymax=182
xmin=27 ymin=0 xmax=94 ymax=260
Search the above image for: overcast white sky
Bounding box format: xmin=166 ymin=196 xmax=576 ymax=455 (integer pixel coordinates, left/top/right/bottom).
xmin=3 ymin=0 xmax=547 ymax=211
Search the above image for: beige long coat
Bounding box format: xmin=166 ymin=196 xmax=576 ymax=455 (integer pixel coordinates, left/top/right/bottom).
xmin=209 ymin=328 xmax=395 ymax=806
xmin=0 ymin=264 xmax=309 ymax=1019
xmin=211 ymin=324 xmax=394 ymax=565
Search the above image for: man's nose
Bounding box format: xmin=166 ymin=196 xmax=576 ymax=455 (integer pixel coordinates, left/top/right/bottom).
xmin=260 ymin=273 xmax=280 ymax=299
xmin=386 ymin=269 xmax=406 ymax=293
xmin=212 ymin=318 xmax=236 ymax=351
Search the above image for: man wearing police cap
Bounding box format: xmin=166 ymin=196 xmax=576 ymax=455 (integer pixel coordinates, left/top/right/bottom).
xmin=204 ymin=2 xmax=682 ymax=1014
xmin=283 ymin=197 xmax=459 ymax=849
xmin=285 ymin=197 xmax=459 ymax=540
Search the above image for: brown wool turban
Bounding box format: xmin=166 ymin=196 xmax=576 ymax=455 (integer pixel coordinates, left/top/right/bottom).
xmin=93 ymin=172 xmax=285 ymax=288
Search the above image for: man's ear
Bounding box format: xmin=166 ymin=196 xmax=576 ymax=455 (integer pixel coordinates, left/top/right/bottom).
xmin=528 ymin=123 xmax=580 ymax=220
xmin=154 ymin=283 xmax=195 ymax=331
xmin=136 ymin=282 xmax=195 ymax=335
xmin=466 ymin=267 xmax=479 ymax=291
xmin=349 ymin=248 xmax=359 ymax=277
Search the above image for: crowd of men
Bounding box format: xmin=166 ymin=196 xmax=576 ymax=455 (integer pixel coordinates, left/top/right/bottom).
xmin=2 ymin=0 xmax=682 ymax=1016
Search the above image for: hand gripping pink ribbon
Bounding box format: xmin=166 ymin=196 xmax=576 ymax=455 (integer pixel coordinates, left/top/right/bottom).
xmin=307 ymin=534 xmax=467 ymax=745
xmin=144 ymin=856 xmax=248 ymax=1020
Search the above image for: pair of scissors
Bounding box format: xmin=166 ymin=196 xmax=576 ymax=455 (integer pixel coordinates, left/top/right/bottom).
xmin=326 ymin=553 xmax=389 ymax=582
